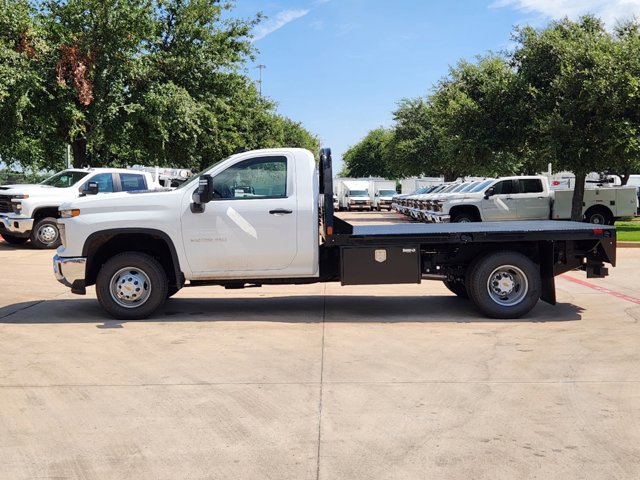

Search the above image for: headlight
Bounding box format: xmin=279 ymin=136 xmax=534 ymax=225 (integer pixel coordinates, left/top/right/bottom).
xmin=11 ymin=194 xmax=29 ymax=199
xmin=60 ymin=209 xmax=81 ymax=218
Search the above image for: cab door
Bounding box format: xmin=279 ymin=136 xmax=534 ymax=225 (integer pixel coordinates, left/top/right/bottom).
xmin=180 ymin=154 xmax=298 ymax=277
xmin=514 ymin=178 xmax=551 ymax=220
xmin=481 ymin=180 xmax=518 ymax=220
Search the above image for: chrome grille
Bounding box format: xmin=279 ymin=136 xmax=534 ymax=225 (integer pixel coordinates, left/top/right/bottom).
xmin=0 ymin=195 xmax=12 ymax=213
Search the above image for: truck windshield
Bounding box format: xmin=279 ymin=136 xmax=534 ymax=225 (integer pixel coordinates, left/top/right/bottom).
xmin=349 ymin=190 xmax=369 ymax=196
xmin=379 ymin=190 xmax=396 ymax=196
xmin=469 ymin=180 xmax=493 ymax=192
xmin=41 ymin=171 xmax=89 ymax=188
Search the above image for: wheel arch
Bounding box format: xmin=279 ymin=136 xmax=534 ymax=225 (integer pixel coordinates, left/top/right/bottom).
xmin=32 ymin=206 xmax=60 ymax=221
xmin=583 ymin=205 xmax=615 ymax=225
xmin=449 ymin=204 xmax=481 ymax=221
xmin=82 ymin=229 xmax=184 ymax=289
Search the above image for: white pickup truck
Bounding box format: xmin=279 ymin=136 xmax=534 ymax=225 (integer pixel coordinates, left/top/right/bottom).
xmin=53 ymin=148 xmax=617 ymax=321
xmin=0 ymin=168 xmax=159 ymax=248
xmin=423 ymin=175 xmax=637 ymax=224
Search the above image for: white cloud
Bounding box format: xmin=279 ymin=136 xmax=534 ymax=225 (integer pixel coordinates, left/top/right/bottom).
xmin=252 ymin=9 xmax=310 ymax=42
xmin=492 ymin=0 xmax=640 ymax=26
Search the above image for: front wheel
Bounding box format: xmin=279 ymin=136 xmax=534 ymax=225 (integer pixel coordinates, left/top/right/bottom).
xmin=466 ymin=251 xmax=541 ymax=319
xmin=96 ymin=252 xmax=168 ymax=320
xmin=30 ymin=217 xmax=61 ymax=249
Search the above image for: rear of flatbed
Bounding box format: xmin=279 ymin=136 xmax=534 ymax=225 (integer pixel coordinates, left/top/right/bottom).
xmin=318 ymin=148 xmax=616 ymax=318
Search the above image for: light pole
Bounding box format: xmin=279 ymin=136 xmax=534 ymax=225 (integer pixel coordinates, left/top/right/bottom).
xmin=256 ymin=64 xmax=266 ymax=96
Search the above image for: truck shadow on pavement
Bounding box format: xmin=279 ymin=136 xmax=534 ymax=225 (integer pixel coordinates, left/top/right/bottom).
xmin=0 ymin=241 xmax=36 ymax=250
xmin=0 ymin=295 xmax=583 ymax=325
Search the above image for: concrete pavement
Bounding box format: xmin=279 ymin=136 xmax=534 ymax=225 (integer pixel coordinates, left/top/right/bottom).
xmin=0 ymin=231 xmax=639 ymax=479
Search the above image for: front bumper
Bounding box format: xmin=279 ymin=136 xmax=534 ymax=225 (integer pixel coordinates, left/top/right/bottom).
xmin=53 ymin=254 xmax=87 ymax=294
xmin=424 ymin=211 xmax=451 ymax=223
xmin=0 ymin=214 xmax=34 ymax=237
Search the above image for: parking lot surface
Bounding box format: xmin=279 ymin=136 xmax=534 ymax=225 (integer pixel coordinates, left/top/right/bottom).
xmin=1 ymin=214 xmax=639 ymax=479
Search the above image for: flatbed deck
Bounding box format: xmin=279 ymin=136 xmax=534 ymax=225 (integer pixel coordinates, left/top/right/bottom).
xmin=327 ymin=219 xmax=616 ymax=245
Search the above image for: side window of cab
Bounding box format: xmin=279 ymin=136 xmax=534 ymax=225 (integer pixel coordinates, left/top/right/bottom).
xmin=82 ymin=173 xmax=114 ymax=193
xmin=212 ymin=156 xmax=288 ymax=200
xmin=491 ymin=180 xmax=515 ymax=195
xmin=518 ymin=179 xmax=543 ymax=194
xmin=119 ymin=173 xmax=148 ymax=192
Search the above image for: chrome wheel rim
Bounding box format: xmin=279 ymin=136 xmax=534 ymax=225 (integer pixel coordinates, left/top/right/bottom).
xmin=589 ymin=214 xmax=604 ymax=224
xmin=457 ymin=217 xmax=471 ymax=223
xmin=37 ymin=223 xmax=58 ymax=245
xmin=486 ymin=264 xmax=528 ymax=307
xmin=109 ymin=267 xmax=152 ymax=308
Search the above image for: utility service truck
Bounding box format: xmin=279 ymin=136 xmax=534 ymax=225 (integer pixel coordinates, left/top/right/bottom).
xmin=53 ymin=148 xmax=616 ymax=321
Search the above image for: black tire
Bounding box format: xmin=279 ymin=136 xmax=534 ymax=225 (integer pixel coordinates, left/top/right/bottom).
xmin=96 ymin=252 xmax=168 ymax=320
xmin=466 ymin=251 xmax=541 ymax=319
xmin=584 ymin=207 xmax=614 ymax=226
xmin=30 ymin=217 xmax=61 ymax=249
xmin=2 ymin=234 xmax=29 ymax=245
xmin=443 ymin=279 xmax=468 ymax=298
xmin=451 ymin=211 xmax=478 ymax=223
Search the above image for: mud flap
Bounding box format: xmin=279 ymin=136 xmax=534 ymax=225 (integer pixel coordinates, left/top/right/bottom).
xmin=539 ymin=241 xmax=556 ymax=305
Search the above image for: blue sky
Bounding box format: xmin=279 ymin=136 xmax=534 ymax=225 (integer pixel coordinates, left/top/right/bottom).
xmin=231 ymin=1 xmax=640 ymax=171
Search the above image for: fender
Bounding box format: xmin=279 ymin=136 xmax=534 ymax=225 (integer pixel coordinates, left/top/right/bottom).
xmin=82 ymin=228 xmax=184 ymax=288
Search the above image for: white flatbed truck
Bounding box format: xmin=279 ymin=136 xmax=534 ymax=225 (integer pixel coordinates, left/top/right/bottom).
xmin=53 ymin=148 xmax=616 ymax=320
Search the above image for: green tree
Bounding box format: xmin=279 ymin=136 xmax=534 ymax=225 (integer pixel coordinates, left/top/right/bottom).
xmin=609 ymin=21 xmax=640 ymax=185
xmin=1 ymin=0 xmax=318 ymax=171
xmin=342 ymin=127 xmax=393 ymax=178
xmin=513 ymin=16 xmax=624 ymax=220
xmin=388 ymin=56 xmax=528 ymax=181
xmin=0 ymin=0 xmax=56 ymax=170
xmin=428 ymin=55 xmax=527 ymax=179
xmin=387 ymin=98 xmax=444 ymax=178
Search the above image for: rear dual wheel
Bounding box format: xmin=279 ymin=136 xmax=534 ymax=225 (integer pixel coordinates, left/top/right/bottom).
xmin=466 ymin=251 xmax=541 ymax=319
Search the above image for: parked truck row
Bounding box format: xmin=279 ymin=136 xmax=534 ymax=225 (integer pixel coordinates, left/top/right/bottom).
xmin=393 ymin=175 xmax=638 ymax=225
xmin=53 ymin=148 xmax=616 ymax=321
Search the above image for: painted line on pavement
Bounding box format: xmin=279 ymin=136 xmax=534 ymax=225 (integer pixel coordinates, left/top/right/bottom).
xmin=560 ymin=274 xmax=640 ymax=306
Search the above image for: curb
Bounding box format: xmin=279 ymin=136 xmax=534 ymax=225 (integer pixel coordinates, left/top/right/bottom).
xmin=617 ymin=242 xmax=640 ymax=248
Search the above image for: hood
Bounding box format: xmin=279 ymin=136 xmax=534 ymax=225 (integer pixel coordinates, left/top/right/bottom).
xmin=0 ymin=184 xmax=60 ymax=195
xmin=59 ymin=187 xmax=178 ymax=212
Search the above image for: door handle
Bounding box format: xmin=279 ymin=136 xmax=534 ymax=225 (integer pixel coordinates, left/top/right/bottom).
xmin=269 ymin=209 xmax=293 ymax=214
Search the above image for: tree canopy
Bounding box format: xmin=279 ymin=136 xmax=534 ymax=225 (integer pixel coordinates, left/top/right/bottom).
xmin=0 ymin=0 xmax=319 ymax=171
